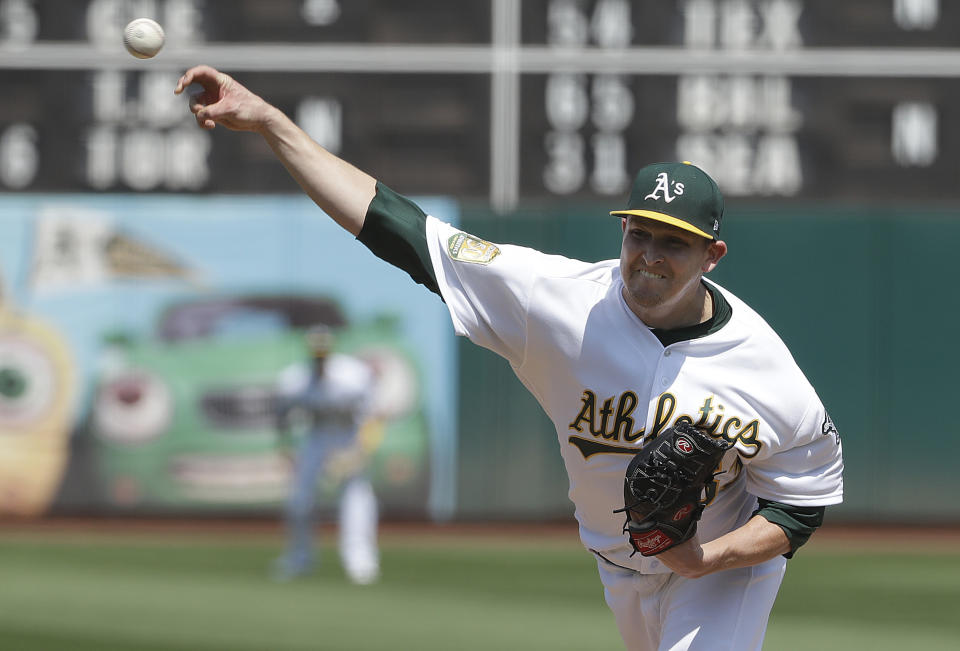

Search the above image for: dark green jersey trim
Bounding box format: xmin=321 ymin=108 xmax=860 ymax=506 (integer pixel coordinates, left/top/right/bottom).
xmin=650 ymin=285 xmax=731 ymax=347
xmin=754 ymin=499 xmax=826 ymax=558
xmin=356 ymin=181 xmax=440 ymax=296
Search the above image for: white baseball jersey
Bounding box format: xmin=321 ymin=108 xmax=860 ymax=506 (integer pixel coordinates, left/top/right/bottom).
xmin=274 ymin=353 xmax=379 ymax=584
xmin=425 ymin=216 xmax=843 ymax=574
xmin=276 ymin=353 xmax=374 ymax=439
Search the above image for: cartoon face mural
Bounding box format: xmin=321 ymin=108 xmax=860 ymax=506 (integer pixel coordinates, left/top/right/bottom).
xmin=0 ymin=309 xmax=76 ymax=516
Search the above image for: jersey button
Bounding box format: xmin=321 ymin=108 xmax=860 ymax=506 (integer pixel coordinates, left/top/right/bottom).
xmin=660 ymin=377 xmax=669 ymax=387
xmin=664 ymin=350 xmax=672 ymax=357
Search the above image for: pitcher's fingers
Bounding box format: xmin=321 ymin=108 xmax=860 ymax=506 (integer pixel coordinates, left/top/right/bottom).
xmin=188 ymin=91 xmax=206 ymax=115
xmin=174 ymin=70 xmax=196 ymax=94
xmin=175 ymin=65 xmax=207 ymax=93
xmin=194 ymin=112 xmax=216 ymax=130
xmin=175 ymin=64 xmax=219 ymax=95
xmin=196 ymin=101 xmax=228 ymax=124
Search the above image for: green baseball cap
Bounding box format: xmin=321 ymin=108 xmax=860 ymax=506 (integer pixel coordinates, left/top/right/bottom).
xmin=610 ymin=161 xmax=723 ymax=240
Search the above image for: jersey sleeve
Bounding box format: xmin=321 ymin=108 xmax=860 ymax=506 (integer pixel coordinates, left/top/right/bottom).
xmin=424 ymin=216 xmax=547 ymax=367
xmin=754 ymin=499 xmax=825 ymax=557
xmin=745 ymin=393 xmax=844 ymax=507
xmin=356 ymin=182 xmax=439 ymax=295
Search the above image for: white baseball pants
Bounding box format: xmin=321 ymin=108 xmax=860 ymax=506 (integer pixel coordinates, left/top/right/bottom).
xmin=597 ymin=554 xmax=787 ymax=651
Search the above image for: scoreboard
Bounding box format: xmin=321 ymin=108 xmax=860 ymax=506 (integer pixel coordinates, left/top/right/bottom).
xmin=2 ymin=0 xmax=960 ymax=208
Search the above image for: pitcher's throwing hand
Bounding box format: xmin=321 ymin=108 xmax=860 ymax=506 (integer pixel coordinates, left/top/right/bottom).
xmin=175 ymin=65 xmax=274 ymax=132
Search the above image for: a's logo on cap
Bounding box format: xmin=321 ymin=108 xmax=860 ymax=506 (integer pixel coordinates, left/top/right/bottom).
xmin=644 ymin=172 xmax=685 ymax=204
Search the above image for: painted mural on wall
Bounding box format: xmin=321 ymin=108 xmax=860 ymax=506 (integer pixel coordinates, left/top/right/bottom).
xmin=0 ymin=289 xmax=77 ymax=516
xmin=0 ymin=194 xmax=458 ymax=518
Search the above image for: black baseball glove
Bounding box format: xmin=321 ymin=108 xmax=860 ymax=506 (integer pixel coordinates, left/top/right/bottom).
xmin=615 ymin=421 xmax=733 ymax=556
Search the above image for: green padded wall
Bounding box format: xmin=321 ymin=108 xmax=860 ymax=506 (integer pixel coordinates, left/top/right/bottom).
xmin=454 ymin=201 xmax=960 ymax=523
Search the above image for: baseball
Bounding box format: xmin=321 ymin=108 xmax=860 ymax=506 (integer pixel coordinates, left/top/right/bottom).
xmin=123 ymin=18 xmax=165 ymax=59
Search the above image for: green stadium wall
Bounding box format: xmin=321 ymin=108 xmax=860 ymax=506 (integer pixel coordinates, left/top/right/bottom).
xmin=455 ymin=202 xmax=960 ymax=524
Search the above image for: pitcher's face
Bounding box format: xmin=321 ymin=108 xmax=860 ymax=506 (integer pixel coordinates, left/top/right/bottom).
xmin=619 ymin=216 xmax=725 ymax=323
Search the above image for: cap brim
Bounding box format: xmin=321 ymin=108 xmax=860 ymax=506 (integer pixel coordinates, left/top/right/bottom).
xmin=610 ymin=209 xmax=715 ymax=240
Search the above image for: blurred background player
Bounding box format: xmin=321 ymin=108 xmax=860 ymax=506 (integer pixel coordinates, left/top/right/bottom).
xmin=272 ymin=325 xmax=381 ymax=584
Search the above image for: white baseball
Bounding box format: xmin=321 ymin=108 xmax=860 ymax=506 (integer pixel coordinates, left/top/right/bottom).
xmin=123 ymin=18 xmax=165 ymax=59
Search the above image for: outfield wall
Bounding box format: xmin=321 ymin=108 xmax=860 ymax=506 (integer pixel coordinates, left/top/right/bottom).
xmin=0 ymin=195 xmax=458 ymax=520
xmin=2 ymin=195 xmax=957 ymax=524
xmin=455 ymin=202 xmax=960 ymax=523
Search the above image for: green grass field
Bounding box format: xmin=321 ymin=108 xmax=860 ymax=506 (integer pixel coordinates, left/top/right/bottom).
xmin=0 ymin=525 xmax=957 ymax=650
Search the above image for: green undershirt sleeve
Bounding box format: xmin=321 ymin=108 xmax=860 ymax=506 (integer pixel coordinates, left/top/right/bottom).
xmin=356 ymin=181 xmax=441 ymax=296
xmin=754 ymin=498 xmax=826 ymax=559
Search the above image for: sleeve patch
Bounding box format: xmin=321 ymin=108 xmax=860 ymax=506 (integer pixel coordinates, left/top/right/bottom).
xmin=447 ymin=232 xmax=500 ymax=265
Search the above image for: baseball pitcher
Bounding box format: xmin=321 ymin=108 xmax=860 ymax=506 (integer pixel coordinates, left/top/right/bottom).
xmin=176 ymin=66 xmax=843 ymax=651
